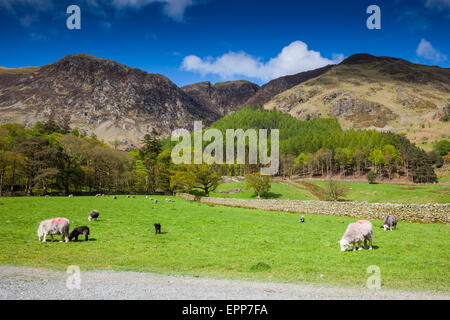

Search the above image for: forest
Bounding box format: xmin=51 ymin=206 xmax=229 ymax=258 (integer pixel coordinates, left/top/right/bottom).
xmin=0 ymin=106 xmax=446 ymax=196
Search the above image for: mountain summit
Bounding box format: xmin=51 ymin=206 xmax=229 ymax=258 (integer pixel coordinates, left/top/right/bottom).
xmin=0 ymin=54 xmax=218 ymax=146
xmin=263 ymin=54 xmax=450 ymax=145
xmin=0 ymin=53 xmax=448 ymax=147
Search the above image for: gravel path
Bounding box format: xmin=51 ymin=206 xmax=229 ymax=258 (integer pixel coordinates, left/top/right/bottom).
xmin=0 ymin=266 xmax=448 ymax=300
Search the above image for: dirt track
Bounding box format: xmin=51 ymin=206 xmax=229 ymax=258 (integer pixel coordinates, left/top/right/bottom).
xmin=0 ymin=266 xmax=448 ymax=300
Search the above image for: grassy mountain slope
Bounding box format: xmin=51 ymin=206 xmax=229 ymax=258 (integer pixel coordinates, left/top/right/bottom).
xmin=264 ymin=54 xmax=450 ymax=148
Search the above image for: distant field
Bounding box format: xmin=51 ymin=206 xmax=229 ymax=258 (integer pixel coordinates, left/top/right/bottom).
xmin=436 ymin=168 xmax=450 ymax=184
xmin=0 ymin=196 xmax=448 ymax=292
xmin=308 ymin=181 xmax=450 ymax=204
xmin=211 ymin=180 xmax=450 ymax=204
xmin=210 ymin=182 xmax=317 ymax=200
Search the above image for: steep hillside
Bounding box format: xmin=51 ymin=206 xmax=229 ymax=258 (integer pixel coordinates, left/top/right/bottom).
xmin=245 ymin=65 xmax=333 ymax=106
xmin=0 ymin=54 xmax=218 ymax=147
xmin=181 ymin=80 xmax=259 ymax=116
xmin=264 ymin=54 xmax=450 ymax=147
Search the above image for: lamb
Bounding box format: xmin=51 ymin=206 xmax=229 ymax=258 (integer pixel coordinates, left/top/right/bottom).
xmin=69 ymin=226 xmax=90 ymax=241
xmin=68 ymin=194 xmax=74 ymax=198
xmin=95 ymin=194 xmax=101 ymax=198
xmin=381 ymin=215 xmax=397 ymax=231
xmin=154 ymin=199 xmax=158 ymax=204
xmin=37 ymin=218 xmax=70 ymax=243
xmin=165 ymin=198 xmax=173 ymax=202
xmin=299 ymin=216 xmax=305 ymax=223
xmin=339 ymin=220 xmax=373 ymax=252
xmin=154 ymin=223 xmax=162 ymax=234
xmin=88 ymin=210 xmax=99 ymax=221
xmin=113 ymin=196 xmax=117 ymax=200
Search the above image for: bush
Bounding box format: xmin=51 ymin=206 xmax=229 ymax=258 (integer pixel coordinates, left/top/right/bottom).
xmin=367 ymin=171 xmax=377 ymax=184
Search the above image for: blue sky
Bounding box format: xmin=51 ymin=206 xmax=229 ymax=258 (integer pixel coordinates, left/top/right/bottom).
xmin=0 ymin=0 xmax=449 ymax=86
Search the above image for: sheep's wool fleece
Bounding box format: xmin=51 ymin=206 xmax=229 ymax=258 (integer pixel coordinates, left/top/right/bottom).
xmin=342 ymin=220 xmax=372 ymax=242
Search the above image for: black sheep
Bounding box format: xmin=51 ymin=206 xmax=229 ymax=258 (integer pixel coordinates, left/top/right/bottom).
xmin=154 ymin=223 xmax=162 ymax=234
xmin=69 ymin=226 xmax=90 ymax=241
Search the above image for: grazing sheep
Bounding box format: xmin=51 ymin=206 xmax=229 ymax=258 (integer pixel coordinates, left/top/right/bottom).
xmin=69 ymin=226 xmax=90 ymax=241
xmin=149 ymin=197 xmax=154 ymax=201
xmin=113 ymin=196 xmax=117 ymax=200
xmin=127 ymin=195 xmax=131 ymax=198
xmin=89 ymin=210 xmax=100 ymax=221
xmin=45 ymin=195 xmax=50 ymax=199
xmin=68 ymin=194 xmax=74 ymax=198
xmin=299 ymin=216 xmax=305 ymax=223
xmin=339 ymin=220 xmax=373 ymax=252
xmin=154 ymin=223 xmax=161 ymax=234
xmin=165 ymin=198 xmax=173 ymax=202
xmin=382 ymin=215 xmax=397 ymax=231
xmin=132 ymin=195 xmax=135 ymax=199
xmin=95 ymin=194 xmax=101 ymax=198
xmin=154 ymin=199 xmax=158 ymax=204
xmin=37 ymin=218 xmax=70 ymax=243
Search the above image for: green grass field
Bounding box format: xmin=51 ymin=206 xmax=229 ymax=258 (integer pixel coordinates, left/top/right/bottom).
xmin=436 ymin=168 xmax=450 ymax=184
xmin=210 ymin=180 xmax=450 ymax=204
xmin=308 ymin=181 xmax=450 ymax=204
xmin=210 ymin=181 xmax=317 ymax=200
xmin=0 ymin=196 xmax=448 ymax=292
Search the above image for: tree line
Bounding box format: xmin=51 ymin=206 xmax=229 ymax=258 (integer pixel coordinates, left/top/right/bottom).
xmin=210 ymin=106 xmax=439 ymax=183
xmin=0 ymin=107 xmax=443 ymax=196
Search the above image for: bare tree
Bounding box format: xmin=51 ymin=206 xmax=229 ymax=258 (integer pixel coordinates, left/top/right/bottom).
xmin=324 ymin=177 xmax=349 ymax=201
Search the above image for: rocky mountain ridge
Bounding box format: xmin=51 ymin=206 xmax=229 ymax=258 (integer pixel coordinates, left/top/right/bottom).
xmin=1 ymin=53 xmax=449 ymax=148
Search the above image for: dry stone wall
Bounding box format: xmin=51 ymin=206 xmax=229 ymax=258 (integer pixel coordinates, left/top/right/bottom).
xmin=178 ymin=194 xmax=449 ymax=224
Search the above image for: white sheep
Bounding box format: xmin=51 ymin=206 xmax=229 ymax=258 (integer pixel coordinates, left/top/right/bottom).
xmin=339 ymin=220 xmax=373 ymax=252
xmin=37 ymin=218 xmax=70 ymax=243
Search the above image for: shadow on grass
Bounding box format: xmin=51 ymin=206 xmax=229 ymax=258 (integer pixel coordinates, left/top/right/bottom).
xmin=345 ymin=245 xmax=380 ymax=251
xmin=70 ymin=238 xmax=97 ymax=242
xmin=251 ymin=192 xmax=282 ymax=199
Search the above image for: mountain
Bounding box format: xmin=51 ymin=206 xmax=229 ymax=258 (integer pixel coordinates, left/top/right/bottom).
xmin=181 ymin=66 xmax=335 ymax=118
xmin=0 ymin=54 xmax=219 ymax=147
xmin=244 ymin=65 xmax=334 ymax=106
xmin=181 ymin=80 xmax=259 ymax=117
xmin=1 ymin=53 xmax=449 ymax=149
xmin=263 ymin=54 xmax=450 ymax=147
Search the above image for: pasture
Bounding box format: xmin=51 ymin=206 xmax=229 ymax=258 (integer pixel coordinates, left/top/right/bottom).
xmin=0 ymin=195 xmax=448 ymax=292
xmin=212 ymin=180 xmax=450 ymax=204
xmin=308 ymin=181 xmax=450 ymax=204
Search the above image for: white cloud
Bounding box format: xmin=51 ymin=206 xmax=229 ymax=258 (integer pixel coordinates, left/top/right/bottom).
xmin=0 ymin=0 xmax=54 ymax=12
xmin=425 ymin=0 xmax=450 ymax=10
xmin=104 ymin=0 xmax=194 ymax=21
xmin=182 ymin=41 xmax=344 ymax=82
xmin=0 ymin=0 xmax=195 ymax=22
xmin=416 ymin=38 xmax=447 ymax=63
